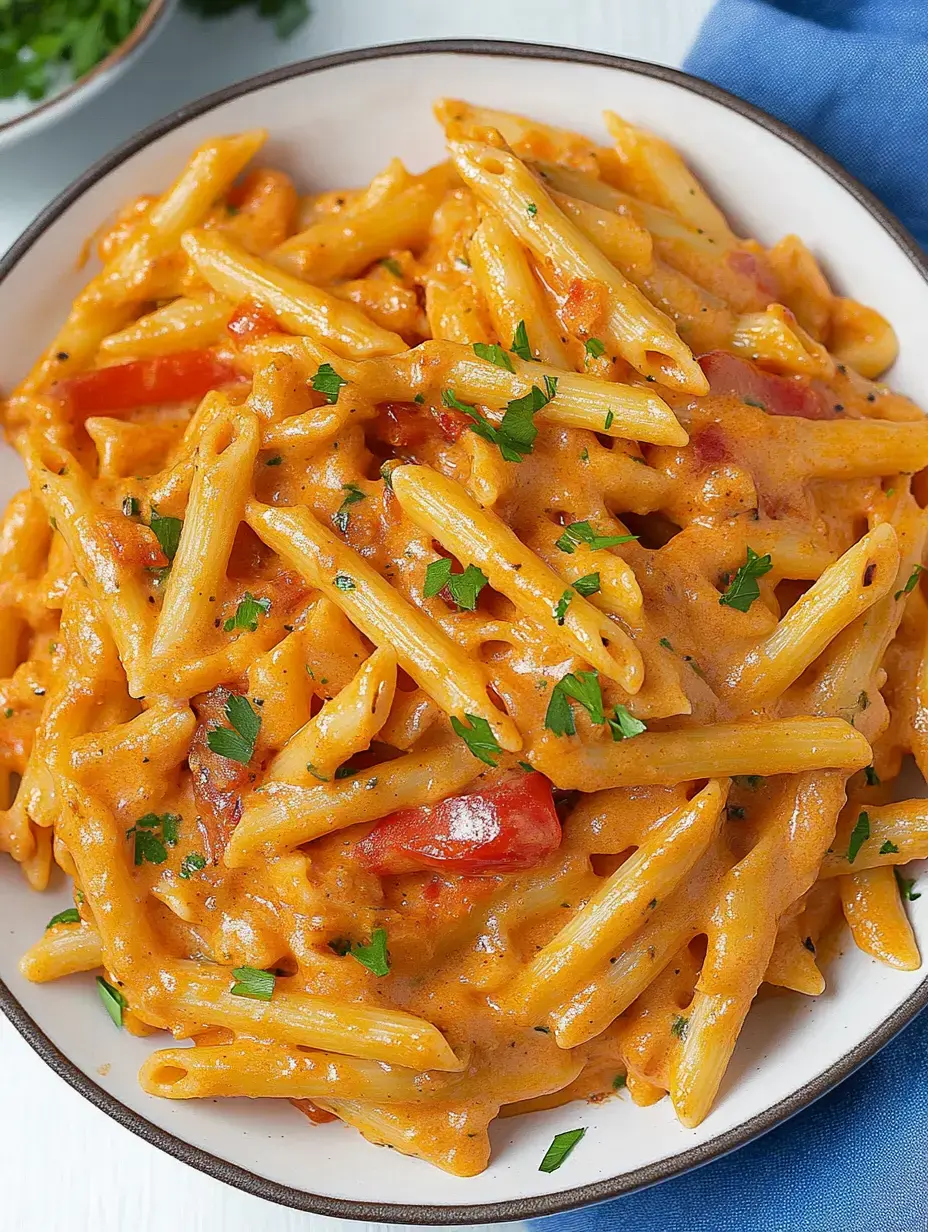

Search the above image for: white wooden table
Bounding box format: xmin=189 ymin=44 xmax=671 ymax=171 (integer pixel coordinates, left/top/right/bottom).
xmin=0 ymin=2 xmax=713 ymax=1228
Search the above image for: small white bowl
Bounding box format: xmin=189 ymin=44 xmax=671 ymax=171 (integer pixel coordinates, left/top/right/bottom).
xmin=0 ymin=0 xmax=176 ymax=149
xmin=1 ymin=40 xmax=926 ymax=1225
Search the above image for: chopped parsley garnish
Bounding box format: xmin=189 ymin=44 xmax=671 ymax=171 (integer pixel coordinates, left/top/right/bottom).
xmin=423 ymin=558 xmax=488 ymax=611
xmin=743 ymin=396 xmax=767 ymax=409
xmin=230 ymin=966 xmax=275 ymax=1001
xmin=573 ymin=572 xmax=601 ymax=597
xmin=864 ymin=765 xmax=881 ymax=787
xmin=350 ymin=928 xmax=390 ymax=977
xmin=880 ymin=840 xmax=900 ymax=855
xmin=306 ymin=763 xmax=329 ymax=781
xmin=334 ymin=573 xmax=356 ymax=591
xmin=265 ymin=454 xmax=283 ymax=466
xmin=473 ymin=341 xmax=515 ymax=372
xmin=122 ymin=495 xmax=140 ymax=518
xmin=526 ymin=201 xmax=538 ymax=217
xmin=518 ymin=760 xmax=534 ymax=772
xmin=444 ymin=378 xmax=556 ymax=463
xmin=207 ymin=694 xmax=260 ymax=765
xmin=895 ymin=564 xmax=924 ymax=600
xmin=224 ymin=592 xmax=271 ymax=633
xmin=604 ymin=410 xmax=614 ymax=430
xmin=608 ymin=704 xmax=647 ymax=741
xmin=555 ymin=521 xmax=637 ymax=554
xmin=896 ymin=870 xmax=921 ymax=901
xmin=46 ymin=907 xmax=80 ymax=929
xmin=450 ymin=713 xmax=502 ymax=767
xmin=312 ymin=362 xmax=347 ymax=404
xmin=511 ymin=320 xmax=533 ymax=363
xmin=149 ymin=509 xmax=182 ymax=562
xmin=671 ymin=1015 xmax=689 ymax=1039
xmin=179 ymin=852 xmax=207 ymax=879
xmin=125 ymin=812 xmax=180 ymax=866
xmin=847 ymin=811 xmax=870 ymax=864
xmin=612 ymin=1073 xmax=627 ymax=1090
xmin=659 ymin=637 xmax=674 ymax=651
xmin=585 ymin=338 xmax=606 ymax=359
xmin=332 ymin=482 xmax=366 ymax=533
xmin=718 ymin=546 xmax=773 ymax=612
xmin=545 ymin=670 xmax=604 ymax=736
xmin=97 ymin=976 xmax=127 ymax=1028
xmin=380 ymin=257 xmax=403 ymax=277
xmin=554 ymin=589 xmax=573 ymax=625
xmin=539 ymin=1127 xmax=585 ymax=1173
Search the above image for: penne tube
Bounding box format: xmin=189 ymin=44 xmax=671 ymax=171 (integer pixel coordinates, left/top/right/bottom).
xmin=245 ymin=500 xmax=521 ymax=751
xmin=830 ymin=297 xmax=898 ymax=378
xmin=820 ymin=799 xmax=928 ymax=877
xmin=468 ymin=215 xmax=571 ymax=367
xmin=98 ymin=294 xmax=232 ymax=358
xmin=548 ymin=190 xmax=653 ymax=272
xmin=764 ymin=917 xmax=825 ymax=996
xmin=727 ymin=525 xmax=899 ymax=707
xmin=840 ymin=866 xmax=920 ymax=970
xmin=731 ymin=303 xmax=835 ymax=379
xmin=226 ymin=739 xmax=480 ymax=867
xmin=771 ymin=417 xmax=928 ymax=481
xmin=505 ymin=780 xmax=727 ymax=1018
xmin=392 ymin=464 xmax=644 ymax=692
xmin=669 ymin=987 xmax=747 ymax=1128
xmin=268 ymin=646 xmax=397 ymax=784
xmin=19 ymin=922 xmax=103 ymax=983
xmin=535 ymin=718 xmax=871 ymax=790
xmin=448 ymin=139 xmax=708 ymax=392
xmin=162 ymin=964 xmax=463 ymax=1071
xmin=140 ymin=1043 xmax=458 ymax=1102
xmin=180 ymin=229 xmax=406 ymax=358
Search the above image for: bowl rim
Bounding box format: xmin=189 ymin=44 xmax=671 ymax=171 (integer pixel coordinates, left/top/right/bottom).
xmin=0 ymin=0 xmax=175 ymax=143
xmin=2 ymin=36 xmax=928 ymax=1226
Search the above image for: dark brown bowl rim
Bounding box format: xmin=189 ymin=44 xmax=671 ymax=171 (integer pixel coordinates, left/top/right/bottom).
xmin=1 ymin=37 xmax=927 ymax=1226
xmin=0 ymin=0 xmax=175 ymax=138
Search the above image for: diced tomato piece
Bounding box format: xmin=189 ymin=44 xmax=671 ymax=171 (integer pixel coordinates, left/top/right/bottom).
xmin=227 ymin=298 xmax=280 ymax=345
xmin=434 ymin=406 xmax=469 ymax=442
xmin=355 ymin=772 xmax=561 ymax=876
xmin=189 ymin=685 xmax=251 ymax=862
xmin=375 ymin=401 xmax=470 ymax=450
xmin=98 ymin=515 xmax=167 ymax=569
xmin=699 ymin=350 xmax=835 ymax=419
xmin=52 ymin=350 xmax=244 ymax=414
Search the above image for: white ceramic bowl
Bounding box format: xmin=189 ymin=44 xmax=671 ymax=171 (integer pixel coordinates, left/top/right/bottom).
xmin=1 ymin=40 xmax=927 ymax=1225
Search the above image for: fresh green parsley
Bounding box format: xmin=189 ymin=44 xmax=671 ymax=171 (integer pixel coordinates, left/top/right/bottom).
xmin=206 ymin=694 xmax=260 ymax=764
xmin=604 ymin=410 xmax=614 ymax=430
xmin=545 ymin=670 xmax=604 ymax=737
xmin=332 ymin=482 xmax=366 ymax=533
xmin=230 ymin=965 xmax=275 ymax=1001
xmin=511 ymin=320 xmax=533 ymax=362
xmin=423 ymin=558 xmax=488 ymax=610
xmin=553 ymin=589 xmax=573 ymax=626
xmin=743 ymin=396 xmax=767 ymax=410
xmin=312 ymin=362 xmax=347 ymax=404
xmin=718 ymin=546 xmax=773 ymax=612
xmin=518 ymin=760 xmax=534 ymax=773
xmin=126 ymin=812 xmax=180 ymax=866
xmin=444 ymin=378 xmax=556 ymax=464
xmin=179 ymin=852 xmax=207 ymax=879
xmin=896 ymin=870 xmax=921 ymax=901
xmin=585 ymin=338 xmax=606 ymax=360
xmin=612 ymin=1073 xmax=627 ymax=1090
xmin=350 ymin=928 xmax=390 ymax=977
xmin=572 ymin=572 xmax=601 ymax=597
xmin=473 ymin=341 xmax=515 ymax=372
xmin=608 ymin=704 xmax=647 ymax=741
xmin=895 ymin=564 xmax=924 ymax=600
xmin=847 ymin=811 xmax=870 ymax=864
xmin=149 ymin=509 xmax=183 ymax=562
xmin=555 ymin=521 xmax=637 ymax=554
xmin=46 ymin=907 xmax=80 ymax=929
xmin=97 ymin=975 xmax=127 ymax=1028
xmin=380 ymin=257 xmax=403 ymax=277
xmin=334 ymin=573 xmax=356 ymax=591
xmin=880 ymin=840 xmax=900 ymax=855
xmin=450 ymin=713 xmax=502 ymax=767
xmin=526 ymin=201 xmax=538 ymax=217
xmin=671 ymin=1015 xmax=689 ymax=1039
xmin=265 ymin=454 xmax=283 ymax=466
xmin=224 ymin=592 xmax=271 ymax=633
xmin=539 ymin=1127 xmax=585 ymax=1173
xmin=659 ymin=637 xmax=674 ymax=651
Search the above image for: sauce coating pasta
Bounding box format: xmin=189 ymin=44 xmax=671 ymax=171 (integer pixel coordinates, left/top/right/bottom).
xmin=2 ymin=102 xmax=926 ymax=1177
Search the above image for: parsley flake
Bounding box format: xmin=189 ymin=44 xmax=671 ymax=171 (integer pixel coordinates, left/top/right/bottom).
xmin=573 ymin=572 xmax=601 ymax=597
xmin=46 ymin=907 xmax=80 ymax=929
xmin=450 ymin=713 xmax=502 ymax=767
xmin=511 ymin=320 xmax=533 ymax=362
xmin=180 ymin=852 xmax=207 ymax=879
xmin=896 ymin=870 xmax=921 ymax=901
xmin=526 ymin=201 xmax=538 ymax=217
xmin=880 ymin=840 xmax=900 ymax=855
xmin=545 ymin=670 xmax=604 ymax=737
xmin=719 ymin=546 xmax=773 ymax=612
xmin=350 ymin=928 xmax=390 ymax=977
xmin=149 ymin=509 xmax=182 ymax=562
xmin=585 ymin=338 xmax=606 ymax=360
xmin=847 ymin=811 xmax=870 ymax=863
xmin=539 ymin=1128 xmax=585 ymax=1173
xmin=608 ymin=705 xmax=647 ymax=741
xmin=224 ymin=592 xmax=271 ymax=633
xmin=97 ymin=976 xmax=127 ymax=1028
xmin=444 ymin=380 xmax=555 ymax=464
xmin=423 ymin=558 xmax=488 ymax=610
xmin=334 ymin=574 xmax=356 ymax=592
xmin=555 ymin=521 xmax=637 ymax=554
xmin=332 ymin=482 xmax=366 ymax=533
xmin=126 ymin=812 xmax=180 ymax=867
xmin=207 ymin=694 xmax=260 ymax=765
xmin=895 ymin=564 xmax=924 ymax=600
xmin=380 ymin=257 xmax=403 ymax=277
xmin=671 ymin=1015 xmax=689 ymax=1039
xmin=473 ymin=341 xmax=515 ymax=372
xmin=554 ymin=589 xmax=573 ymax=625
xmin=312 ymin=363 xmax=347 ymax=404
xmin=230 ymin=966 xmax=275 ymax=1001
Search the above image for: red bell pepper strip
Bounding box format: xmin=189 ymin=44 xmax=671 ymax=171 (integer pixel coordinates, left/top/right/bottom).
xmin=52 ymin=350 xmax=244 ymax=414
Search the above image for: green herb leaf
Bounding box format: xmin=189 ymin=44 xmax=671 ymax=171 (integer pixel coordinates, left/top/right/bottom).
xmin=847 ymin=811 xmax=870 ymax=864
xmin=149 ymin=509 xmax=183 ymax=562
xmin=207 ymin=694 xmax=260 ymax=764
xmin=880 ymin=840 xmax=900 ymax=855
xmin=743 ymin=396 xmax=767 ymax=409
xmin=46 ymin=907 xmax=80 ymax=929
xmin=445 ymin=381 xmax=555 ymax=464
xmin=180 ymin=852 xmax=207 ymax=879
xmin=895 ymin=564 xmax=925 ymax=600
xmin=585 ymin=338 xmax=606 ymax=359
xmin=608 ymin=705 xmax=647 ymax=742
xmin=450 ymin=713 xmax=502 ymax=767
xmin=572 ymin=572 xmax=601 ymax=597
xmin=334 ymin=573 xmax=356 ymax=591
xmin=553 ymin=589 xmax=573 ymax=626
xmin=230 ymin=966 xmax=275 ymax=1000
xmin=380 ymin=257 xmax=403 ymax=277
xmin=312 ymin=362 xmax=347 ymax=404
xmin=448 ymin=565 xmax=489 ymax=611
xmin=538 ymin=1127 xmax=585 ymax=1173
xmin=612 ymin=1073 xmax=627 ymax=1090
xmin=97 ymin=976 xmax=127 ymax=1028
xmin=718 ymin=546 xmax=773 ymax=613
xmin=546 ymin=670 xmax=604 ymax=737
xmin=424 ymin=557 xmax=453 ymax=598
xmin=671 ymin=1015 xmax=689 ymax=1038
xmin=526 ymin=201 xmax=538 ymax=217
xmin=265 ymin=454 xmax=283 ymax=466
xmin=511 ymin=320 xmax=533 ymax=362
xmin=350 ymin=927 xmax=390 ymax=977
xmin=896 ymin=870 xmax=921 ymax=901
xmin=332 ymin=482 xmax=366 ymax=533
xmin=604 ymin=410 xmax=614 ymax=429
xmin=473 ymin=342 xmax=515 ymax=372
xmin=555 ymin=521 xmax=638 ymax=554
xmin=223 ymin=591 xmax=271 ymax=633
xmin=126 ymin=812 xmax=180 ymax=866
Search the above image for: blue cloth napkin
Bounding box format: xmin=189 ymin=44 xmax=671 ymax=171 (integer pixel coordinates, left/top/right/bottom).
xmin=537 ymin=5 xmax=928 ymax=1230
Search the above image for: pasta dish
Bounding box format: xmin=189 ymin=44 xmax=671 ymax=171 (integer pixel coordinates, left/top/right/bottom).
xmin=3 ymin=99 xmax=927 ymax=1178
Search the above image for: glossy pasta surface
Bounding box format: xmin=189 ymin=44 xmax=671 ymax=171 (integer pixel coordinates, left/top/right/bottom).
xmin=2 ymin=101 xmax=927 ymax=1176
